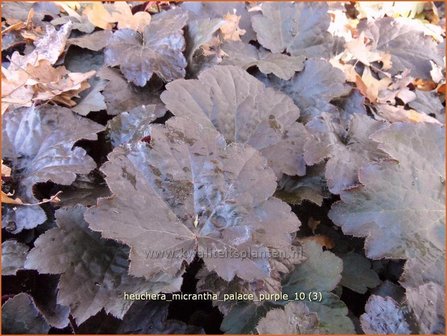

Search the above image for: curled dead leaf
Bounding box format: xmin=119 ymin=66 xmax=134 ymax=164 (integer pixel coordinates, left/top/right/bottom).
xmin=83 ymin=2 xmax=151 ymax=32
xmin=1 ymin=191 xmax=23 ymax=205
xmin=302 ymin=235 xmax=335 ymax=250
xmin=2 ymin=59 xmax=95 ymax=111
xmin=220 ymin=13 xmax=246 ymax=41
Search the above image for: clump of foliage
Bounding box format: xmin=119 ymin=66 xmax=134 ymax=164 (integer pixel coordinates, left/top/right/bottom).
xmin=1 ymin=1 xmax=445 ymax=334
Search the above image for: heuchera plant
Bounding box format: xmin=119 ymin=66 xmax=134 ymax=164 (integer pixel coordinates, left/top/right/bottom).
xmin=1 ymin=1 xmax=445 ymax=334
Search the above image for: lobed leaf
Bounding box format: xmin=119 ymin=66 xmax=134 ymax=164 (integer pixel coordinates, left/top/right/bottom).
xmin=161 ymin=65 xmax=311 ymax=177
xmin=305 ymin=293 xmax=355 ymax=334
xmin=2 ymin=105 xmax=103 ymax=233
xmin=256 ymin=302 xmax=319 ymax=334
xmin=221 ymin=41 xmax=305 ymax=80
xmin=2 ymin=240 xmax=29 ymax=275
xmin=304 ymin=113 xmax=388 ymax=194
xmin=85 ymin=117 xmax=300 ymax=282
xmin=360 ymin=295 xmax=411 ymax=334
xmin=8 ymin=22 xmax=72 ymax=71
xmin=25 ymin=205 xmax=180 ymax=324
xmin=329 ymin=122 xmax=445 ymax=259
xmin=2 ymin=293 xmax=50 ymax=334
xmin=108 ymin=104 xmax=167 ymax=147
xmin=97 ymin=67 xmax=161 ymax=115
xmin=105 ymin=8 xmax=188 ymax=86
xmin=361 ymin=17 xmax=444 ymax=79
xmin=251 ymin=2 xmax=333 ymax=57
xmin=267 ymin=59 xmax=351 ymax=122
xmin=340 ymin=252 xmax=381 ymax=294
xmin=282 ymin=240 xmax=342 ymax=295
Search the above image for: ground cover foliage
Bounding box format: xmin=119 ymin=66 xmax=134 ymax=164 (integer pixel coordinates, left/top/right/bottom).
xmin=1 ymin=1 xmax=446 ymax=334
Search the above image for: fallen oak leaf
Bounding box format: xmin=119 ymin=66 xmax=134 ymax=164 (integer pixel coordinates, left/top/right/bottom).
xmin=355 ymin=67 xmax=392 ymax=103
xmin=111 ymin=2 xmax=151 ymax=32
xmin=355 ymin=1 xmax=426 ymax=20
xmin=32 ymin=67 xmax=96 ymax=107
xmin=51 ymin=10 xmax=95 ymax=34
xmin=330 ymin=58 xmax=360 ymax=83
xmin=2 ymin=59 xmax=95 ymax=110
xmin=83 ymin=2 xmax=151 ymax=32
xmin=8 ymin=21 xmax=72 ymax=71
xmin=374 ymin=104 xmax=442 ymax=125
xmin=24 ymin=59 xmax=67 ymax=83
xmin=2 ymin=2 xmax=59 ymax=27
xmin=1 ymin=21 xmax=26 ymax=35
xmin=220 ymin=12 xmax=246 ymax=41
xmin=1 ymin=66 xmax=34 ymax=112
xmin=345 ymin=32 xmax=387 ymax=67
xmin=83 ymin=2 xmax=115 ymax=30
xmin=55 ymin=1 xmax=83 ymax=19
xmin=201 ymin=35 xmax=226 ymax=57
xmin=413 ymin=78 xmax=438 ymax=91
xmin=377 ymin=69 xmax=415 ymax=105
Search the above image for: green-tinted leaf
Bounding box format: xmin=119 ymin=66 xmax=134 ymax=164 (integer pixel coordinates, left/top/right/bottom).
xmin=256 ymin=302 xmax=319 ymax=334
xmin=283 ymin=240 xmax=342 ymax=295
xmin=340 ymin=252 xmax=381 ymax=294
